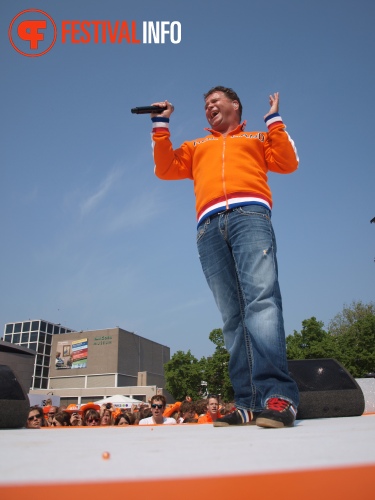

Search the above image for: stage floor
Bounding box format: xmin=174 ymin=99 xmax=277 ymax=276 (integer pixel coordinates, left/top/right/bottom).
xmin=0 ymin=414 xmax=374 ymax=499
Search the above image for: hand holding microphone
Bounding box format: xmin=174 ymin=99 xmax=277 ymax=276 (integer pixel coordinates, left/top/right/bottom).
xmin=131 ymin=100 xmax=174 ymax=117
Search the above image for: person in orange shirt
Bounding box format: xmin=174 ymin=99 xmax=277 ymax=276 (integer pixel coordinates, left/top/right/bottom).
xmin=197 ymin=396 xmax=222 ymax=424
xmin=150 ymin=87 xmax=300 ymax=429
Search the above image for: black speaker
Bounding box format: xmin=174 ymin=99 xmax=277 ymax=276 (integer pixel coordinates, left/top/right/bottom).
xmin=288 ymin=358 xmax=365 ymax=419
xmin=0 ymin=364 xmax=30 ymax=428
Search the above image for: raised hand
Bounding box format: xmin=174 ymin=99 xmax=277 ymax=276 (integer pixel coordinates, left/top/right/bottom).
xmin=264 ymin=92 xmax=279 ymax=120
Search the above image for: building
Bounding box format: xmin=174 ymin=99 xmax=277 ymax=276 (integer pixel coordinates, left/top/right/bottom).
xmin=45 ymin=327 xmax=171 ymax=406
xmin=3 ymin=320 xmax=171 ymax=406
xmin=3 ymin=319 xmax=75 ymax=390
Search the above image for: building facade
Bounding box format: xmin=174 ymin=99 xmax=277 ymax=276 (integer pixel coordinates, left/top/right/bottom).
xmin=45 ymin=327 xmax=171 ymax=405
xmin=3 ymin=320 xmax=75 ymax=390
xmin=2 ymin=321 xmax=171 ymax=406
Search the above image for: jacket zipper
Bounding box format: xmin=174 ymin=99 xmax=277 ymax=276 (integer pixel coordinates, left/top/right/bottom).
xmin=222 ymin=136 xmax=229 ymax=210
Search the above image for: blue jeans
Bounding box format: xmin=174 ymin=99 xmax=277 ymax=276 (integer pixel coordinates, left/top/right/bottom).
xmin=197 ymin=205 xmax=299 ymax=412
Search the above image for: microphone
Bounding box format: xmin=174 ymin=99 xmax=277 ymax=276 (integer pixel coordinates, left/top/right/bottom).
xmin=131 ymin=105 xmax=167 ymax=114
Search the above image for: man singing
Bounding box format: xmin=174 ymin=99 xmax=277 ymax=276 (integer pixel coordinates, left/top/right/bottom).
xmin=150 ymin=87 xmax=299 ymax=428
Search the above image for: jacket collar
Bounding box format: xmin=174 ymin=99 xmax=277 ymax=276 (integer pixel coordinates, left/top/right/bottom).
xmin=205 ymin=120 xmax=247 ymax=136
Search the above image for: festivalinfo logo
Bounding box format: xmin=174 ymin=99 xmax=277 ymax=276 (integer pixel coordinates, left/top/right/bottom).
xmin=9 ymin=9 xmax=182 ymax=57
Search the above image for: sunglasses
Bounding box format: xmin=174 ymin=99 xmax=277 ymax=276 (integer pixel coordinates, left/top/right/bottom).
xmin=28 ymin=415 xmax=41 ymax=421
xmin=87 ymin=418 xmax=99 ymax=423
xmin=151 ymin=404 xmax=164 ymax=409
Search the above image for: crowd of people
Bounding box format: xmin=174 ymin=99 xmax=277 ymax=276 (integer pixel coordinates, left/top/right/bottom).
xmin=26 ymin=395 xmax=234 ymax=429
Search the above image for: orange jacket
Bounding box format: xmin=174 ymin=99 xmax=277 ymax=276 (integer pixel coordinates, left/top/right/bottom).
xmin=163 ymin=402 xmax=181 ymax=417
xmin=197 ymin=411 xmax=223 ymax=424
xmin=152 ymin=115 xmax=298 ymax=225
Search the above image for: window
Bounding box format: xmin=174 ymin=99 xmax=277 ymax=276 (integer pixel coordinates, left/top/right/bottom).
xmin=53 ymin=325 xmax=60 ymax=335
xmin=39 ymin=332 xmax=45 ymax=343
xmin=81 ymin=397 xmax=102 ymax=405
xmin=60 ymin=397 xmax=78 ymax=406
xmin=5 ymin=324 xmax=13 ymax=334
xmin=47 ymin=323 xmax=53 ymax=334
xmin=41 ymin=379 xmax=48 ymax=389
xmin=4 ymin=334 xmax=12 ymax=342
xmin=37 ymin=344 xmax=44 ymax=354
xmin=14 ymin=323 xmax=22 ymax=333
xmin=13 ymin=333 xmax=20 ymax=343
xmin=45 ymin=345 xmax=51 ymax=356
xmin=31 ymin=321 xmax=39 ymax=331
xmin=29 ymin=343 xmax=37 ymax=352
xmin=34 ymin=377 xmax=41 ymax=389
xmin=133 ymin=395 xmax=146 ymax=402
xmin=60 ymin=328 xmax=66 ymax=334
xmin=21 ymin=333 xmax=29 ymax=343
xmin=30 ymin=332 xmax=38 ymax=342
xmin=22 ymin=322 xmax=31 ymax=332
xmin=46 ymin=333 xmax=52 ymax=345
xmin=40 ymin=321 xmax=47 ymax=332
xmin=36 ymin=355 xmax=43 ymax=365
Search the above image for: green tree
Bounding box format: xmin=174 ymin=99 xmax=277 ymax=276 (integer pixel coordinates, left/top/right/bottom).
xmin=286 ymin=317 xmax=338 ymax=360
xmin=208 ymin=328 xmax=226 ymax=348
xmin=164 ymin=350 xmax=204 ymax=401
xmin=328 ymin=301 xmax=375 ymax=337
xmin=286 ymin=302 xmax=375 ymax=378
xmin=327 ymin=301 xmax=375 ymax=376
xmin=203 ymin=329 xmax=234 ymax=402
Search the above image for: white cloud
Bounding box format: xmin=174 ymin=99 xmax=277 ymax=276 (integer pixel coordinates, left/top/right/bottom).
xmin=80 ymin=167 xmax=123 ymax=216
xmin=107 ymin=189 xmax=165 ymax=232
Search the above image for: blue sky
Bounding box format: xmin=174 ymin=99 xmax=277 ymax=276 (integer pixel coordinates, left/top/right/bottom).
xmin=1 ymin=0 xmax=374 ymax=359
